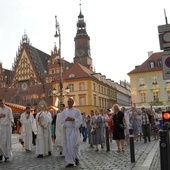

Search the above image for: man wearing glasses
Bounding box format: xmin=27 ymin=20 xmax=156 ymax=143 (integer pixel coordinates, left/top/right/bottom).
xmin=0 ymin=98 xmax=14 ymax=162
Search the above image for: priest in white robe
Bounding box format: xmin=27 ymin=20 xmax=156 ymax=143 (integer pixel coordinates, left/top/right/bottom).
xmin=61 ymin=98 xmax=82 ymax=168
xmin=0 ymin=98 xmax=14 ymax=162
xmin=20 ymin=106 xmax=37 ymax=151
xmin=45 ymin=108 xmax=53 ymax=155
xmin=35 ymin=100 xmax=53 ymax=158
xmin=55 ymin=103 xmax=65 ymax=156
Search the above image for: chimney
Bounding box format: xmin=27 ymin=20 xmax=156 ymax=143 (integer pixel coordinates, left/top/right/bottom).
xmin=148 ymin=51 xmax=153 ymax=58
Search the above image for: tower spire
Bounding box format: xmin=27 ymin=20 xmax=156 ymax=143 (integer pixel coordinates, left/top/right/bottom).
xmin=76 ymin=0 xmax=86 ymax=34
xmin=79 ymin=0 xmax=82 ymax=15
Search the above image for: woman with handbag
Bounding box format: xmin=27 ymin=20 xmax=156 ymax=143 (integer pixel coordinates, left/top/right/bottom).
xmin=112 ymin=104 xmax=127 ymax=152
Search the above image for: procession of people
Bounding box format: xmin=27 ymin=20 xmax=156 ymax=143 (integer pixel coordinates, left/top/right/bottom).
xmin=0 ymin=97 xmax=162 ymax=168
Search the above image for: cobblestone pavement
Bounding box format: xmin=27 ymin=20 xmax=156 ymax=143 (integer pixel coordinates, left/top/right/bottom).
xmin=0 ymin=134 xmax=160 ymax=170
xmin=150 ymin=148 xmax=160 ymax=170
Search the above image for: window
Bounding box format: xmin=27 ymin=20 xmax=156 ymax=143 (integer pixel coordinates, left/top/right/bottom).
xmin=151 ymin=76 xmax=157 ymax=85
xmin=165 ymin=80 xmax=170 ymax=83
xmin=107 ymin=89 xmax=109 ymax=96
xmin=148 ymin=61 xmax=155 ymax=68
xmin=167 ymin=91 xmax=170 ymax=101
xmin=93 ymin=83 xmax=96 ymax=91
xmin=153 ymin=92 xmax=159 ymax=101
xmin=79 ymin=82 xmax=85 ymax=91
xmin=79 ymin=96 xmax=85 ymax=106
xmin=140 ymin=93 xmax=146 ymax=103
xmin=139 ymin=77 xmax=145 ymax=86
xmin=101 ymin=86 xmax=103 ymax=94
xmin=99 ymin=97 xmax=101 ymax=107
xmin=49 ymin=77 xmax=52 ymax=82
xmin=45 ymin=77 xmax=48 ymax=83
xmin=69 ymin=84 xmax=74 ymax=92
xmin=49 ymin=69 xmax=52 ymax=74
xmin=103 ymin=87 xmax=106 ymax=95
xmin=69 ymin=74 xmax=75 ymax=78
xmin=33 ymin=97 xmax=39 ymax=104
xmin=93 ymin=95 xmax=97 ymax=106
xmin=52 ymin=76 xmax=56 ymax=81
xmin=157 ymin=59 xmax=162 ymax=67
xmin=26 ymin=95 xmax=31 ymax=105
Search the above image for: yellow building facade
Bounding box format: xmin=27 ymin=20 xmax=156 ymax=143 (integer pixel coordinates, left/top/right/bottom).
xmin=53 ymin=63 xmax=117 ymax=113
xmin=128 ymin=51 xmax=170 ymax=107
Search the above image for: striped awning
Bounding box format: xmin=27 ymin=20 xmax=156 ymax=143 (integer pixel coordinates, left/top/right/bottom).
xmin=47 ymin=105 xmax=58 ymax=111
xmin=5 ymin=102 xmax=26 ymax=113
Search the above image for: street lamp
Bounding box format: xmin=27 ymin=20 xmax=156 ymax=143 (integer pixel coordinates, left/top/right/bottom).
xmin=49 ymin=86 xmax=70 ymax=107
xmin=54 ymin=15 xmax=63 ymax=104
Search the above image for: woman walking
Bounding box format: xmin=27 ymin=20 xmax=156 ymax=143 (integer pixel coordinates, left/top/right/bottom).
xmin=112 ymin=104 xmax=127 ymax=152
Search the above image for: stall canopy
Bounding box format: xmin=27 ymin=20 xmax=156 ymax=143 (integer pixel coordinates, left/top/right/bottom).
xmin=5 ymin=103 xmax=57 ymax=113
xmin=47 ymin=106 xmax=58 ymax=111
xmin=5 ymin=102 xmax=26 ymax=113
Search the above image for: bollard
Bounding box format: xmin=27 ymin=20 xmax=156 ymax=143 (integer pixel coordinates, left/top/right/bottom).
xmin=159 ymin=124 xmax=170 ymax=170
xmin=129 ymin=128 xmax=135 ymax=162
xmin=105 ymin=126 xmax=110 ymax=151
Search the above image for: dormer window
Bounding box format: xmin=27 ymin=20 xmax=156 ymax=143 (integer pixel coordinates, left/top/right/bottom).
xmin=69 ymin=74 xmax=75 ymax=78
xmin=148 ymin=61 xmax=155 ymax=68
xmin=157 ymin=59 xmax=162 ymax=67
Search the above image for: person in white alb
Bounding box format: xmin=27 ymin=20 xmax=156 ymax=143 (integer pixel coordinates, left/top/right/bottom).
xmin=61 ymin=97 xmax=82 ymax=168
xmin=20 ymin=106 xmax=37 ymax=151
xmin=0 ymin=98 xmax=14 ymax=162
xmin=55 ymin=103 xmax=65 ymax=156
xmin=35 ymin=100 xmax=53 ymax=158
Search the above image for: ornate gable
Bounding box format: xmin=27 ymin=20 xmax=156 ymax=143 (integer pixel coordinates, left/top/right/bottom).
xmin=11 ymin=33 xmax=50 ymax=88
xmin=13 ymin=49 xmax=36 ymax=82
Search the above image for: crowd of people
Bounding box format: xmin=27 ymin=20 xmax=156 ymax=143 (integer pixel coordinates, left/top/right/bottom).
xmin=0 ymin=97 xmax=163 ymax=168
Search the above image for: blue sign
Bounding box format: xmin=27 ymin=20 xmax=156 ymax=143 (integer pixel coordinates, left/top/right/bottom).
xmin=165 ymin=57 xmax=170 ymax=68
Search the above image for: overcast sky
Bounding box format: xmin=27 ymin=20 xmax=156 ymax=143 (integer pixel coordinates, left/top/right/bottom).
xmin=0 ymin=0 xmax=169 ymax=83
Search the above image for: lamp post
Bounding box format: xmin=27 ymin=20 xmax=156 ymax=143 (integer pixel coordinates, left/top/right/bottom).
xmin=54 ymin=15 xmax=63 ymax=104
xmin=49 ymin=86 xmax=70 ymax=106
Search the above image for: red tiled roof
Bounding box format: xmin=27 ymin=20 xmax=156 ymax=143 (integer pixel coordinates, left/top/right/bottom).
xmin=128 ymin=52 xmax=164 ymax=75
xmin=63 ymin=63 xmax=94 ymax=80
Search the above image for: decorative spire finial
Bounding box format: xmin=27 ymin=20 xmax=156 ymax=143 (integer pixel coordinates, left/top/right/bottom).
xmin=164 ymin=9 xmax=168 ymax=25
xmin=22 ymin=30 xmax=28 ymax=43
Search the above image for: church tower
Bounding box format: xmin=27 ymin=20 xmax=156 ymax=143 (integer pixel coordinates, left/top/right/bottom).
xmin=74 ymin=3 xmax=93 ymax=70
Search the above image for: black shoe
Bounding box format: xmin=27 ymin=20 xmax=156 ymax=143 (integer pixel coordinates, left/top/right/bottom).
xmin=75 ymin=158 xmax=79 ymax=165
xmin=37 ymin=154 xmax=43 ymax=158
xmin=89 ymin=145 xmax=94 ymax=148
xmin=25 ymin=149 xmax=31 ymax=152
xmin=59 ymin=151 xmax=62 ymax=155
xmin=65 ymin=164 xmax=74 ymax=168
xmin=4 ymin=157 xmax=9 ymax=162
xmin=48 ymin=151 xmax=52 ymax=156
xmin=0 ymin=155 xmax=2 ymax=161
xmin=144 ymin=140 xmax=147 ymax=143
xmin=148 ymin=138 xmax=151 ymax=142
